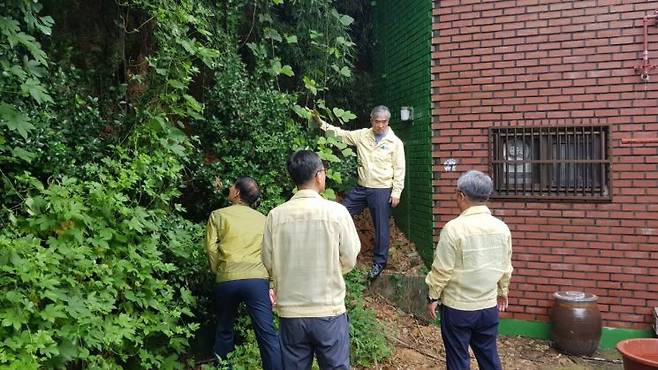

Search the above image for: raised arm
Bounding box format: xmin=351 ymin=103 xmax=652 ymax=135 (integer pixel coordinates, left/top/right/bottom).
xmin=312 ymin=113 xmax=359 ymax=146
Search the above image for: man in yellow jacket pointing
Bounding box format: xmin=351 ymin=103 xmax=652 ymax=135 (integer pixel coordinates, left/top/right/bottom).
xmin=314 ymin=105 xmax=405 ymax=280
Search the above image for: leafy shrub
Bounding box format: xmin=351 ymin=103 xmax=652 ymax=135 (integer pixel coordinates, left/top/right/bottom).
xmin=0 ymin=161 xmax=205 ymax=369
xmin=184 ymin=47 xmax=307 ymax=218
xmin=1 ymin=0 xmax=388 ymax=368
xmin=345 ymin=269 xmax=392 ymax=367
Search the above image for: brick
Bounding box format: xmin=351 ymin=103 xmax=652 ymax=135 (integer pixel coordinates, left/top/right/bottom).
xmin=427 ymin=0 xmax=658 ymax=330
xmin=619 ymin=314 xmax=647 ymax=323
xmin=611 ymin=305 xmax=635 ymax=314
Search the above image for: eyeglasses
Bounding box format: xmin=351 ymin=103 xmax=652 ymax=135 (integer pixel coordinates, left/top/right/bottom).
xmin=315 ymin=168 xmax=326 ymax=177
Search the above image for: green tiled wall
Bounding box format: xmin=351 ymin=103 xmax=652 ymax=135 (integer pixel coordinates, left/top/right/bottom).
xmin=372 ymin=0 xmax=434 ymax=264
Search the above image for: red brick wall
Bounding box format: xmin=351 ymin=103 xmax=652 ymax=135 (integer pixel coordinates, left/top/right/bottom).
xmin=432 ymin=0 xmax=658 ymax=330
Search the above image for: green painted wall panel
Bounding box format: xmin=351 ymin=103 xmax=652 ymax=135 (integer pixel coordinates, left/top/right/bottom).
xmin=499 ymin=319 xmax=654 ymax=349
xmin=372 ymin=0 xmax=434 ymax=264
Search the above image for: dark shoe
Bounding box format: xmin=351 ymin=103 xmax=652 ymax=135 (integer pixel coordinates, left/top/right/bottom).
xmin=368 ymin=263 xmax=385 ymax=280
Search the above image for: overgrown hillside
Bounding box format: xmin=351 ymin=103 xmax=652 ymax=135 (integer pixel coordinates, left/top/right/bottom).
xmin=0 ymin=1 xmax=386 ymax=368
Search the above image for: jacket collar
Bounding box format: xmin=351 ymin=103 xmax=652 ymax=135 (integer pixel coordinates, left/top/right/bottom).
xmin=291 ymin=189 xmax=322 ymax=200
xmin=369 ymin=127 xmax=397 ymax=143
xmin=229 ymin=203 xmax=249 ymax=208
xmin=459 ymin=205 xmax=491 ymax=217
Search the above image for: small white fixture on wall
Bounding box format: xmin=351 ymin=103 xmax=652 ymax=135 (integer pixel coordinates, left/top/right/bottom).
xmin=400 ymin=106 xmax=414 ymax=121
xmin=444 ymin=158 xmax=457 ymax=172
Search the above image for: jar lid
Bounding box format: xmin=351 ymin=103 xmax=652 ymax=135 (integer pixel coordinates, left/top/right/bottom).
xmin=553 ymin=291 xmax=598 ymax=302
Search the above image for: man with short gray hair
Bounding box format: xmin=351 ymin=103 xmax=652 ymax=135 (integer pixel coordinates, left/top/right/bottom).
xmin=425 ymin=170 xmax=513 ymax=370
xmin=262 ymin=150 xmax=360 ymax=369
xmin=313 ymin=105 xmax=405 ymax=280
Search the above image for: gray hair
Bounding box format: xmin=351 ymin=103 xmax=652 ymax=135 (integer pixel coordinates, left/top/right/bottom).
xmin=457 ymin=170 xmax=493 ymax=203
xmin=370 ymin=105 xmax=391 ymax=120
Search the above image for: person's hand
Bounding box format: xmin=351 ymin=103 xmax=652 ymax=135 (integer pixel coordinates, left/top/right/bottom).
xmin=389 ymin=196 xmax=400 ymax=208
xmin=213 ymin=177 xmax=223 ymax=191
xmin=310 ymin=110 xmax=323 ymax=127
xmin=426 ymin=301 xmax=439 ymax=320
xmin=269 ymin=289 xmax=277 ymax=306
xmin=497 ymin=295 xmax=508 ymax=311
xmin=212 ymin=176 xmax=224 ymax=191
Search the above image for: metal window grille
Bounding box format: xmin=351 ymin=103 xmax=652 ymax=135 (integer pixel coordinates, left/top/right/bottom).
xmin=489 ymin=126 xmax=611 ymax=201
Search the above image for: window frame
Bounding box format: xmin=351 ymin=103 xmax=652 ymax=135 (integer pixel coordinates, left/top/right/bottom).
xmin=488 ymin=125 xmax=612 ymax=202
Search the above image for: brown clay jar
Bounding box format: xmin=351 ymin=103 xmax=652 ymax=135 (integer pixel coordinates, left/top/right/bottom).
xmin=550 ymin=291 xmax=602 ymax=356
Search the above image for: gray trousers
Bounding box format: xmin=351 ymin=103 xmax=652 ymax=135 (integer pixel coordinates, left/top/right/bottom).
xmin=279 ymin=313 xmax=350 ymax=370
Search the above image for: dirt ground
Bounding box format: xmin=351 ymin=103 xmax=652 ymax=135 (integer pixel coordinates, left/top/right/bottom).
xmin=352 ymin=212 xmax=624 ymax=370
xmin=352 ymin=212 xmax=426 ymax=275
xmin=360 ymin=294 xmax=622 ymax=370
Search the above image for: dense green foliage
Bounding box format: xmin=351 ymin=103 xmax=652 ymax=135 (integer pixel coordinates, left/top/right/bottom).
xmin=0 ymin=0 xmax=386 ymax=368
xmin=345 ymin=269 xmax=393 ymax=367
xmin=0 ymin=165 xmax=204 ymax=369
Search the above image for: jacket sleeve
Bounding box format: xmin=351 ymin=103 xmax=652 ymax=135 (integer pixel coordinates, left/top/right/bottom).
xmin=261 ymin=213 xmax=274 ymax=276
xmin=497 ymin=233 xmax=514 ymax=298
xmin=320 ymin=120 xmax=359 ymax=146
xmin=391 ymin=139 xmax=406 ymax=199
xmin=338 ymin=206 xmax=361 ymax=274
xmin=205 ymin=211 xmax=224 ymax=274
xmin=425 ymin=226 xmax=456 ymax=301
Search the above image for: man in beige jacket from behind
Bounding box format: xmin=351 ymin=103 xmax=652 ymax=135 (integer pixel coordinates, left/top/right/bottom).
xmin=425 ymin=170 xmax=513 ymax=370
xmin=262 ymin=150 xmax=361 ymax=370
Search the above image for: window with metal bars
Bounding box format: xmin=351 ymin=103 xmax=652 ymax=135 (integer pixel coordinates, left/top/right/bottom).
xmin=489 ymin=126 xmax=611 ymax=201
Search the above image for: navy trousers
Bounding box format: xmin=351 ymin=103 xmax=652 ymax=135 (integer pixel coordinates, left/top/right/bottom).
xmin=440 ymin=305 xmax=502 ymax=370
xmin=213 ymin=279 xmax=282 ymax=370
xmin=342 ymin=186 xmax=392 ymax=266
xmin=279 ymin=313 xmax=350 ymax=370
